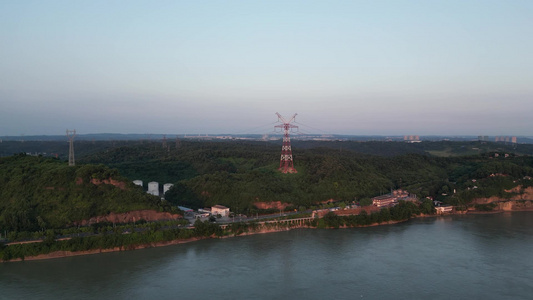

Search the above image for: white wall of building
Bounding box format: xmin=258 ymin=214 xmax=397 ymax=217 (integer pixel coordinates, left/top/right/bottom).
xmin=148 ymin=181 xmax=159 ymax=196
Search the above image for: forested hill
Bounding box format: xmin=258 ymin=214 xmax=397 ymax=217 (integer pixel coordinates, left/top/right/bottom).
xmin=3 ymin=138 xmax=533 ymax=160
xmin=0 ymin=154 xmax=169 ymax=232
xmin=78 ymin=140 xmax=533 ymax=213
xmin=2 ymin=140 xmax=532 ymax=228
xmin=292 ymin=140 xmax=533 ymax=157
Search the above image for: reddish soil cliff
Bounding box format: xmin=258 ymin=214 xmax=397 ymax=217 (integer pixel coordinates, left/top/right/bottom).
xmin=472 ymin=186 xmax=533 ymax=204
xmin=76 ymin=210 xmax=182 ymax=226
xmin=253 ymin=201 xmax=291 ymax=210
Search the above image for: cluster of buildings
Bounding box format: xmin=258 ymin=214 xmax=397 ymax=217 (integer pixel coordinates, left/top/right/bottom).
xmin=371 ymin=189 xmax=418 ymax=207
xmin=495 ymin=136 xmax=517 ymax=143
xmin=132 ymin=180 xmax=174 ymax=197
xmin=372 ymin=189 xmax=455 ymax=214
xmin=403 ymin=135 xmax=421 ymax=143
xmin=181 ymin=205 xmax=231 ymax=219
xmin=478 ymin=136 xmax=517 ymax=143
xmin=132 ymin=179 xmax=232 ymax=220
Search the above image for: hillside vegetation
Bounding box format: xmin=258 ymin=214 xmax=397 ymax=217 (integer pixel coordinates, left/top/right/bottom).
xmin=2 ymin=140 xmax=532 ymax=230
xmin=79 ymin=140 xmax=533 ymax=213
xmin=0 ymin=154 xmax=170 ymax=232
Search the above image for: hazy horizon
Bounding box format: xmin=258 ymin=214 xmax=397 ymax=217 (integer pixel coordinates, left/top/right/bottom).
xmin=2 ymin=1 xmax=532 ymax=136
xmin=1 ymin=132 xmax=531 ymax=140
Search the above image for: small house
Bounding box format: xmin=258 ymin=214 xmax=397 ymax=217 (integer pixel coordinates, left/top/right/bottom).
xmin=211 ymin=205 xmax=230 ymax=217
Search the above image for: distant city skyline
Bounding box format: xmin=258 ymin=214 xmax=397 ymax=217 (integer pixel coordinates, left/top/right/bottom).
xmin=1 ymin=1 xmax=532 ymax=136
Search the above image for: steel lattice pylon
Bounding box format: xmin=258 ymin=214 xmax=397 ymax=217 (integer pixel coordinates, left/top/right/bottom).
xmin=275 ymin=113 xmax=298 ymax=173
xmin=66 ymin=129 xmax=76 ymax=166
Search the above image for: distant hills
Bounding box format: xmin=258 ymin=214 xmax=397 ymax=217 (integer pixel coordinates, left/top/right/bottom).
xmin=1 ymin=133 xmax=533 ymax=143
xmin=2 ymin=137 xmax=533 ymax=161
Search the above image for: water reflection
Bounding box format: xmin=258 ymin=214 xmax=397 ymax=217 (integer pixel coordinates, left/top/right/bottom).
xmin=1 ymin=212 xmax=532 ymax=300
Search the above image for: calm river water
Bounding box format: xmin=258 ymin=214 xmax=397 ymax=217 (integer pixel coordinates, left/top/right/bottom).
xmin=1 ymin=212 xmax=532 ymax=299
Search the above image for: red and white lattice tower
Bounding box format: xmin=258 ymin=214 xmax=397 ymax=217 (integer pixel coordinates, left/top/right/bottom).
xmin=275 ymin=112 xmax=298 ymax=174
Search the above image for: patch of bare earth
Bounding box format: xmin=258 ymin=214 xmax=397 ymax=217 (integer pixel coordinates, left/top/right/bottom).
xmin=254 ymin=201 xmax=291 ymax=210
xmin=472 ymin=186 xmax=533 ymax=204
xmin=470 ymin=186 xmax=533 ymax=211
xmin=75 ymin=210 xmax=182 ymax=226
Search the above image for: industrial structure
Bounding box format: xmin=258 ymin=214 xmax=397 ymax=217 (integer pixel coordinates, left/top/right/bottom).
xmin=133 ymin=180 xmax=143 ymax=187
xmin=275 ymin=112 xmax=298 ymax=173
xmin=163 ymin=183 xmax=174 ymax=194
xmin=148 ymin=181 xmax=159 ymax=196
xmin=66 ymin=129 xmax=76 ymax=166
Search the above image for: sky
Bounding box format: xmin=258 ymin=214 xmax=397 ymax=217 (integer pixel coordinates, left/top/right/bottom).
xmin=1 ymin=0 xmax=532 ymax=136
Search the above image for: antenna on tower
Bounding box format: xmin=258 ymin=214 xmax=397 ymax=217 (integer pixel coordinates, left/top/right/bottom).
xmin=66 ymin=129 xmax=76 ymax=166
xmin=275 ymin=112 xmax=298 ymax=174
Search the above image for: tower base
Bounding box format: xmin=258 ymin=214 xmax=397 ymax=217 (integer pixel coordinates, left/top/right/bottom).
xmin=279 ymin=167 xmax=297 ymax=174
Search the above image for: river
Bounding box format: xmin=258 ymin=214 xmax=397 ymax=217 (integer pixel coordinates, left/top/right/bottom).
xmin=1 ymin=212 xmax=532 ymax=299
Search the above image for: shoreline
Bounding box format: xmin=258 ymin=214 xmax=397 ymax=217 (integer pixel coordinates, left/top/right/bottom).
xmin=5 ymin=208 xmax=533 ymax=263
xmin=6 ymin=237 xmax=206 ymax=262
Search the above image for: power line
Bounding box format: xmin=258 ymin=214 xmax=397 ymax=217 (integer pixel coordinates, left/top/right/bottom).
xmin=232 ymin=121 xmax=280 ymax=135
xmin=293 ymin=121 xmax=331 ymax=135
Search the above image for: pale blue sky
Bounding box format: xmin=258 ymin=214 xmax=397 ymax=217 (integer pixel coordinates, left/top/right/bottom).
xmin=1 ymin=0 xmax=532 ymax=136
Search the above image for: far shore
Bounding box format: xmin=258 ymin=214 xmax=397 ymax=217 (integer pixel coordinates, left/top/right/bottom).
xmin=4 ymin=208 xmax=533 ymax=263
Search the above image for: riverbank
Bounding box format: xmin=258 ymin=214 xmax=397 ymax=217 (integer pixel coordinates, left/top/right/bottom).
xmin=0 ymin=219 xmax=418 ymax=262
xmin=6 ymin=236 xmax=205 ymax=262
xmin=4 ymin=206 xmax=533 ymax=262
xmin=3 ymin=224 xmax=310 ymax=262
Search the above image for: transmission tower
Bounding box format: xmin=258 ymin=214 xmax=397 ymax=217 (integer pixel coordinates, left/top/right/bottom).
xmin=275 ymin=112 xmax=298 ymax=173
xmin=66 ymin=129 xmax=76 ymax=166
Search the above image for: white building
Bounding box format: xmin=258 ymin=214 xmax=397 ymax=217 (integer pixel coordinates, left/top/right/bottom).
xmin=148 ymin=181 xmax=159 ymax=196
xmin=198 ymin=208 xmax=211 ymax=214
xmin=211 ymin=205 xmax=230 ymax=217
xmin=163 ymin=183 xmax=174 ymax=194
xmin=133 ymin=180 xmax=143 ymax=187
xmin=435 ymin=206 xmax=453 ymax=214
